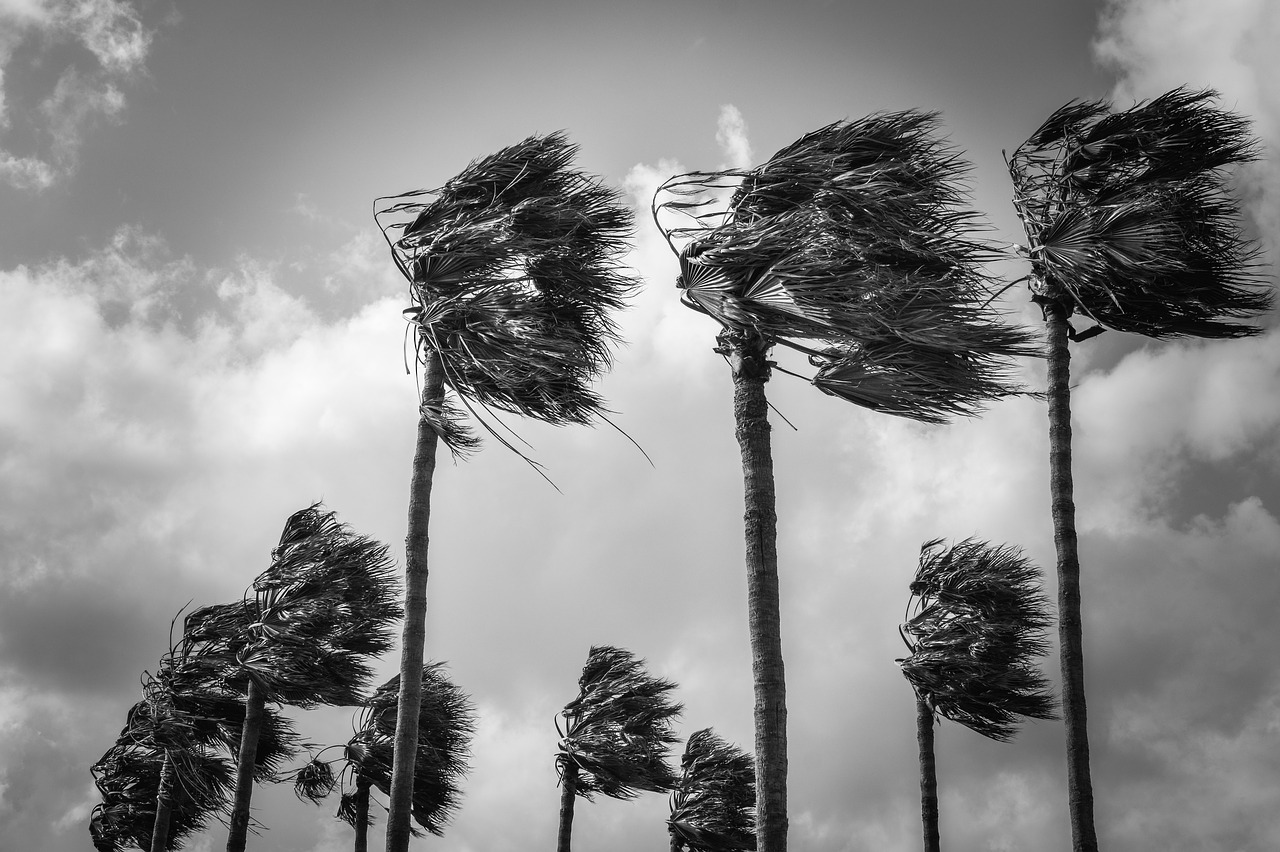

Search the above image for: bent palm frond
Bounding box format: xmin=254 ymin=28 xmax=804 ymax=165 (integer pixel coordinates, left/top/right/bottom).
xmin=669 ymin=728 xmax=756 ymax=852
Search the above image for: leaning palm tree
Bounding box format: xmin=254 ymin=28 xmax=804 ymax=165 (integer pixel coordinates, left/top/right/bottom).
xmin=375 ymin=132 xmax=636 ymax=852
xmin=1007 ymin=87 xmax=1270 ymax=852
xmin=898 ymin=538 xmax=1056 ymax=852
xmin=223 ymin=504 xmax=402 ymax=852
xmin=668 ymin=728 xmax=756 ymax=852
xmin=653 ymin=112 xmax=1037 ymax=852
xmin=288 ymin=663 xmax=476 ymax=852
xmin=555 ymin=645 xmax=683 ymax=852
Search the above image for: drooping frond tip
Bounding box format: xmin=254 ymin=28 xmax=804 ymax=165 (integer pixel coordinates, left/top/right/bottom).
xmin=1010 ymin=87 xmax=1272 ymax=339
xmin=376 ymin=132 xmax=639 ymax=455
xmin=900 ymin=538 xmax=1057 ymax=742
xmin=653 ymin=110 xmax=1039 ymax=423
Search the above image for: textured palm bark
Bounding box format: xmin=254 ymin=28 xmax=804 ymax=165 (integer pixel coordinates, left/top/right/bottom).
xmin=1046 ymin=305 xmax=1099 ymax=852
xmin=915 ymin=694 xmax=940 ymax=852
xmin=353 ymin=776 xmax=372 ymax=852
xmin=723 ymin=330 xmax=788 ymax=852
xmin=386 ymin=350 xmax=444 ymax=852
xmin=556 ymin=761 xmax=579 ymax=852
xmin=149 ymin=750 xmax=175 ymax=852
xmin=226 ymin=678 xmax=267 ymax=852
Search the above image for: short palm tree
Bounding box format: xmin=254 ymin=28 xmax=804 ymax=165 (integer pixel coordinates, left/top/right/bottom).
xmin=653 ymin=112 xmax=1037 ymax=852
xmin=288 ymin=663 xmax=476 ymax=852
xmin=555 ymin=645 xmax=683 ymax=852
xmin=668 ymin=728 xmax=756 ymax=852
xmin=222 ymin=504 xmax=401 ymax=852
xmin=1008 ymin=87 xmax=1271 ymax=852
xmin=898 ymin=538 xmax=1056 ymax=852
xmin=375 ymin=132 xmax=636 ymax=852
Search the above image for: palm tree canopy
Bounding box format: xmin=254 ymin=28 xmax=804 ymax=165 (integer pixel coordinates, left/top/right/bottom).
xmin=669 ymin=728 xmax=757 ymax=852
xmin=899 ymin=538 xmax=1057 ymax=742
xmin=288 ymin=663 xmax=476 ymax=837
xmin=653 ymin=111 xmax=1037 ymax=423
xmin=1009 ymin=87 xmax=1271 ymax=338
xmin=557 ymin=645 xmax=683 ymax=800
xmin=375 ymin=132 xmax=638 ymax=452
xmin=237 ymin=504 xmax=402 ymax=708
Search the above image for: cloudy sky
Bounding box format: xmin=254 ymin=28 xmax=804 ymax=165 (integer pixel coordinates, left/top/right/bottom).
xmin=2 ymin=1 xmax=1279 ymax=850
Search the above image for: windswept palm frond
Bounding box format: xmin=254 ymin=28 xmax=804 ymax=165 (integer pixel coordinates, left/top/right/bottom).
xmin=376 ymin=132 xmax=638 ymax=453
xmin=654 ymin=111 xmax=1037 ymax=423
xmin=669 ymin=729 xmax=756 ymax=852
xmin=557 ymin=646 xmax=683 ymax=801
xmin=899 ymin=539 xmax=1057 ymax=742
xmin=1009 ymin=87 xmax=1271 ymax=339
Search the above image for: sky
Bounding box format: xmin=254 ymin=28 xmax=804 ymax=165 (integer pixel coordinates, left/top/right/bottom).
xmin=2 ymin=1 xmax=1279 ymax=850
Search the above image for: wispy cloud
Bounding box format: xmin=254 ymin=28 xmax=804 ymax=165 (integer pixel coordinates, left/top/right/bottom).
xmin=0 ymin=0 xmax=153 ymax=189
xmin=715 ymin=103 xmax=753 ymax=170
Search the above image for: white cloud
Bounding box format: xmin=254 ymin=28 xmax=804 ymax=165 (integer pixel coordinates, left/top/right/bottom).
xmin=716 ymin=103 xmax=753 ymax=170
xmin=0 ymin=0 xmax=153 ymax=189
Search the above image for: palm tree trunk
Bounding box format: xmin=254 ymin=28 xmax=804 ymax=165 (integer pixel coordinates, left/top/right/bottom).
xmin=226 ymin=678 xmax=267 ymax=852
xmin=386 ymin=350 xmax=445 ymax=852
xmin=915 ymin=694 xmax=940 ymax=852
xmin=150 ymin=750 xmax=175 ymax=852
xmin=722 ymin=329 xmax=788 ymax=852
xmin=556 ymin=761 xmax=578 ymax=852
xmin=1045 ymin=304 xmax=1098 ymax=852
xmin=353 ymin=776 xmax=372 ymax=852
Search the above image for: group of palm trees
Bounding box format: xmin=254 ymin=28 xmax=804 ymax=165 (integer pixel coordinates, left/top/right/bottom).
xmin=90 ymin=85 xmax=1269 ymax=851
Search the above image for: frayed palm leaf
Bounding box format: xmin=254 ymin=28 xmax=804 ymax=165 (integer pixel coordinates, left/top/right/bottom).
xmin=654 ymin=112 xmax=1037 ymax=423
xmin=669 ymin=728 xmax=756 ymax=852
xmin=1010 ymin=87 xmax=1271 ymax=338
xmin=556 ymin=645 xmax=682 ymax=801
xmin=899 ymin=539 xmax=1057 ymax=742
xmin=376 ymin=132 xmax=637 ymax=455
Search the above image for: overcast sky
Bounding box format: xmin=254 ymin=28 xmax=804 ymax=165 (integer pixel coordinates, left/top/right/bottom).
xmin=2 ymin=1 xmax=1279 ymax=851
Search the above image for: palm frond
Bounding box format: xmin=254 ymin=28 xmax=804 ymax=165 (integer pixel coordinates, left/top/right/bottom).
xmin=557 ymin=645 xmax=682 ymax=801
xmin=669 ymin=728 xmax=757 ymax=852
xmin=899 ymin=539 xmax=1057 ymax=742
xmin=654 ymin=111 xmax=1037 ymax=423
xmin=377 ymin=132 xmax=638 ymax=454
xmin=1010 ymin=87 xmax=1271 ymax=338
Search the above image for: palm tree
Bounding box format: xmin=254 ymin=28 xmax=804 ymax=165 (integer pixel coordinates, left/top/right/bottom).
xmin=223 ymin=504 xmax=402 ymax=852
xmin=898 ymin=538 xmax=1056 ymax=852
xmin=653 ymin=112 xmax=1037 ymax=852
xmin=668 ymin=728 xmax=756 ymax=852
xmin=374 ymin=132 xmax=636 ymax=852
xmin=288 ymin=663 xmax=476 ymax=852
xmin=1007 ymin=87 xmax=1270 ymax=852
xmin=555 ymin=645 xmax=683 ymax=852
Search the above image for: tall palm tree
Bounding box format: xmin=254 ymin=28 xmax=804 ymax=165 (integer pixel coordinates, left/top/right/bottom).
xmin=375 ymin=132 xmax=636 ymax=852
xmin=653 ymin=112 xmax=1037 ymax=852
xmin=1007 ymin=87 xmax=1270 ymax=852
xmin=288 ymin=663 xmax=476 ymax=852
xmin=555 ymin=645 xmax=683 ymax=852
xmin=223 ymin=504 xmax=402 ymax=852
xmin=898 ymin=538 xmax=1056 ymax=852
xmin=668 ymin=728 xmax=756 ymax=852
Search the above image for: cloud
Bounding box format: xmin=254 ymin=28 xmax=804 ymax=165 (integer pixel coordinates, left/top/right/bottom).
xmin=716 ymin=103 xmax=753 ymax=169
xmin=0 ymin=0 xmax=153 ymax=189
xmin=1094 ymin=0 xmax=1280 ymax=250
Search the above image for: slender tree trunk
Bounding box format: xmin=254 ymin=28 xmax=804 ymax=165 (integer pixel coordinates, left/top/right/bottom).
xmin=556 ymin=760 xmax=579 ymax=852
xmin=722 ymin=329 xmax=788 ymax=852
xmin=915 ymin=694 xmax=940 ymax=852
xmin=1045 ymin=305 xmax=1098 ymax=852
xmin=386 ymin=350 xmax=445 ymax=852
xmin=353 ymin=776 xmax=372 ymax=852
xmin=226 ymin=678 xmax=268 ymax=852
xmin=149 ymin=750 xmax=175 ymax=852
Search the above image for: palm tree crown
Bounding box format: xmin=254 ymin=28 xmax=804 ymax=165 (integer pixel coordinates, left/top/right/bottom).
xmin=654 ymin=111 xmax=1037 ymax=423
xmin=668 ymin=728 xmax=757 ymax=852
xmin=1009 ymin=87 xmax=1271 ymax=339
xmin=376 ymin=132 xmax=638 ymax=452
xmin=899 ymin=538 xmax=1057 ymax=741
xmin=556 ymin=645 xmax=683 ymax=800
